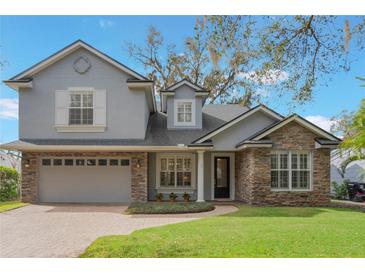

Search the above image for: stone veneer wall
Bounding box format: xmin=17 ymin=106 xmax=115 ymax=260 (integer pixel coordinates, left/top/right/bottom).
xmin=235 ymin=121 xmax=331 ymax=206
xmin=21 ymin=151 xmax=148 ymax=203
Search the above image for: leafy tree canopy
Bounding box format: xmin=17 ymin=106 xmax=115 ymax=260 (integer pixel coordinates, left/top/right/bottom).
xmin=127 ymin=16 xmax=365 ymax=108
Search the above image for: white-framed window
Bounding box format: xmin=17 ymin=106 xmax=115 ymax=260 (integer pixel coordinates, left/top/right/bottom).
xmin=69 ymin=91 xmax=94 ymax=125
xmin=270 ymin=151 xmax=312 ymax=191
xmin=174 ymin=99 xmax=195 ymax=126
xmin=157 ymin=154 xmax=195 ymax=189
xmin=55 ymin=88 xmax=106 ymax=132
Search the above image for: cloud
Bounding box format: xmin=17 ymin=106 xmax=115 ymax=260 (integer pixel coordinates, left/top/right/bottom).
xmin=98 ymin=19 xmax=115 ymax=29
xmin=0 ymin=98 xmax=18 ymax=119
xmin=239 ymin=69 xmax=289 ymax=85
xmin=304 ymin=115 xmax=336 ymax=132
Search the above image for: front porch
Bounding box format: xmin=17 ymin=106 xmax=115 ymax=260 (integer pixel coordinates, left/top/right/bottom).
xmin=148 ymin=151 xmax=236 ymax=202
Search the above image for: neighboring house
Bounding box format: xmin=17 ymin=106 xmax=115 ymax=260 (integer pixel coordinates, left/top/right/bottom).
xmin=331 ymin=150 xmax=365 ymax=189
xmin=1 ymin=40 xmax=341 ymax=206
xmin=0 ymin=151 xmax=21 ymax=172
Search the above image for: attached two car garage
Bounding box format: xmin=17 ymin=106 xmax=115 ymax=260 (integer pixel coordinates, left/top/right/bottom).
xmin=38 ymin=157 xmax=132 ymax=203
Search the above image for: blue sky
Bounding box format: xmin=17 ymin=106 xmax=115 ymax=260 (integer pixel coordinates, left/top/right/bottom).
xmin=0 ymin=16 xmax=364 ymax=143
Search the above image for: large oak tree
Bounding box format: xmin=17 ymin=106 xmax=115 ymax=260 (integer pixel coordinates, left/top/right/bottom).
xmin=127 ymin=16 xmax=365 ymax=107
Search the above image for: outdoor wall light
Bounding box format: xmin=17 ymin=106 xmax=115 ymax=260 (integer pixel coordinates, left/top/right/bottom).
xmin=136 ymin=160 xmax=141 ymax=168
xmin=24 ymin=159 xmax=30 ymax=168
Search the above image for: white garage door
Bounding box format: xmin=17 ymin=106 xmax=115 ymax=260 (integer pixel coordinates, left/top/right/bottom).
xmin=39 ymin=158 xmax=131 ymax=203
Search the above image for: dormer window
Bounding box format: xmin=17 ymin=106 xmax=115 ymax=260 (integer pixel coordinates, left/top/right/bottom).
xmin=174 ymin=99 xmax=195 ymax=126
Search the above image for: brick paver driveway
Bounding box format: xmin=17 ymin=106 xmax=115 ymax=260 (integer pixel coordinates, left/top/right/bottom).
xmin=0 ymin=204 xmax=236 ymax=258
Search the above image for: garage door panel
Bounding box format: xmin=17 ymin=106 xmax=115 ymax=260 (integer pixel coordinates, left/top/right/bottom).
xmin=39 ymin=163 xmax=131 ymax=203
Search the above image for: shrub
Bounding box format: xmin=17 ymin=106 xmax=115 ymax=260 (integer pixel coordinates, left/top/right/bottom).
xmin=126 ymin=202 xmax=215 ymax=214
xmin=332 ymin=181 xmax=348 ymax=200
xmin=183 ymin=192 xmax=191 ymax=202
xmin=0 ymin=166 xmax=20 ymax=201
xmin=155 ymin=193 xmax=163 ymax=202
xmin=169 ymin=192 xmax=177 ymax=202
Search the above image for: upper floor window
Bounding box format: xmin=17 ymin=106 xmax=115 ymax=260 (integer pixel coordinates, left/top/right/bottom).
xmin=174 ymin=99 xmax=195 ymax=126
xmin=69 ymin=92 xmax=93 ymax=125
xmin=270 ymin=151 xmax=312 ymax=191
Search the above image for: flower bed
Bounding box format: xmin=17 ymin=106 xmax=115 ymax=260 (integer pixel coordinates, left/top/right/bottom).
xmin=126 ymin=202 xmax=215 ymax=214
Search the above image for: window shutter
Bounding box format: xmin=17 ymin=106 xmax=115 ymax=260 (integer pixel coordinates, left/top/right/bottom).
xmin=94 ymin=90 xmax=106 ymax=126
xmin=55 ymin=91 xmax=69 ymax=126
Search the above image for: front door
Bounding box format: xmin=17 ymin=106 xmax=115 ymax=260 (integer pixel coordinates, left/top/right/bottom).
xmin=214 ymin=157 xmax=230 ymax=199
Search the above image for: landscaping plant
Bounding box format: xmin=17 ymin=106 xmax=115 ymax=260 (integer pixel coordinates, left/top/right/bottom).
xmin=332 ymin=180 xmax=349 ymax=200
xmin=0 ymin=166 xmax=20 ymax=201
xmin=155 ymin=193 xmax=163 ymax=202
xmin=169 ymin=192 xmax=178 ymax=202
xmin=183 ymin=192 xmax=191 ymax=202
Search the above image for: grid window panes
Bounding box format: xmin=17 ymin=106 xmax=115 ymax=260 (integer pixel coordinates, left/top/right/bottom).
xmin=109 ymin=159 xmax=119 ymax=166
xmin=42 ymin=159 xmax=51 ymax=166
xmin=121 ymin=159 xmax=130 ymax=166
xmin=75 ymin=159 xmax=85 ymax=166
xmin=270 ymin=153 xmax=289 ymax=189
xmin=64 ymin=159 xmax=74 ymax=166
xmin=176 ymin=102 xmax=192 ymax=123
xmin=271 ymin=151 xmax=311 ymax=191
xmin=69 ymin=92 xmax=93 ymax=125
xmin=98 ymin=159 xmax=107 ymax=166
xmin=159 ymin=155 xmax=193 ymax=188
xmin=292 ymin=152 xmax=311 ymax=189
xmin=53 ymin=159 xmax=62 ymax=166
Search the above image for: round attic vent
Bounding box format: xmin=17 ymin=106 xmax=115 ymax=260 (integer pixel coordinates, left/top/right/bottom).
xmin=73 ymin=56 xmax=91 ymax=74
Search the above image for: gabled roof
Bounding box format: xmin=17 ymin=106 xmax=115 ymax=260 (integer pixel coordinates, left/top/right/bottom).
xmin=159 ymin=78 xmax=210 ymax=113
xmin=202 ymin=104 xmax=249 ymax=122
xmin=7 ymin=39 xmax=148 ymax=82
xmin=192 ymin=104 xmax=284 ymax=144
xmin=235 ymin=114 xmax=341 ymax=149
xmin=160 ymin=78 xmax=209 ymax=93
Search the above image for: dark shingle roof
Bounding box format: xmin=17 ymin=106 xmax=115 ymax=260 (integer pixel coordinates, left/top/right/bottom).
xmin=202 ymin=104 xmax=249 ymax=122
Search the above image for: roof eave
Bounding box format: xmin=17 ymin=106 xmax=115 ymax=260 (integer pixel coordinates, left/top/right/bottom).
xmin=3 ymin=79 xmax=33 ymax=91
xmin=236 ymin=143 xmax=273 ymax=150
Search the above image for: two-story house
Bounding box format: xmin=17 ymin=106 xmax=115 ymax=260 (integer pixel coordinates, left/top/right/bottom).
xmin=2 ymin=40 xmax=341 ymax=205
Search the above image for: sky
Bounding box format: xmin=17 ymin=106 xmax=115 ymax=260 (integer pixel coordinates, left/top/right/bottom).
xmin=0 ymin=16 xmax=364 ymax=144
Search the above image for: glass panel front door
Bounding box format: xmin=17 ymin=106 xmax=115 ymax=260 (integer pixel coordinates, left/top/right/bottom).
xmin=214 ymin=157 xmax=230 ymax=199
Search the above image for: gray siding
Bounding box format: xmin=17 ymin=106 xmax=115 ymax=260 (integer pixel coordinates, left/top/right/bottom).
xmin=211 ymin=111 xmax=277 ymax=150
xmin=167 ymin=85 xmax=203 ymax=129
xmin=19 ymin=48 xmax=149 ymax=139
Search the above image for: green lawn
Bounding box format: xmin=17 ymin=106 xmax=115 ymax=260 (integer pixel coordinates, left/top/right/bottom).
xmin=0 ymin=201 xmax=28 ymax=213
xmin=81 ymin=205 xmax=365 ymax=258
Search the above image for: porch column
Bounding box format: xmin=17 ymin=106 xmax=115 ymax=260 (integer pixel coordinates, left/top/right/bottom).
xmin=197 ymin=151 xmax=205 ymax=202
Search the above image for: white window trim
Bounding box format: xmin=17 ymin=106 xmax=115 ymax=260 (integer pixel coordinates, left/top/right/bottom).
xmin=270 ymin=150 xmax=313 ymax=192
xmin=55 ymin=87 xmax=106 ymax=132
xmin=156 ymin=153 xmax=196 ymax=191
xmin=68 ymin=88 xmax=94 ymax=126
xmin=173 ymin=99 xmax=196 ymax=127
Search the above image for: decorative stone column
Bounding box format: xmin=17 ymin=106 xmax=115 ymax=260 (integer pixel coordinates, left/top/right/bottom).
xmin=197 ymin=151 xmax=205 ymax=202
xmin=131 ymin=152 xmax=148 ymax=202
xmin=21 ymin=152 xmax=39 ymax=203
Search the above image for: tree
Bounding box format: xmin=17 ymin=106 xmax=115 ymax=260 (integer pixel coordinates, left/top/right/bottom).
xmin=127 ymin=16 xmax=365 ymax=107
xmin=331 ymin=77 xmax=365 ymax=157
xmin=340 ymin=97 xmax=365 ymax=156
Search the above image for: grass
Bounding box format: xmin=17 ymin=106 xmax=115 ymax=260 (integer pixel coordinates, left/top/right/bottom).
xmin=81 ymin=205 xmax=365 ymax=258
xmin=0 ymin=201 xmax=28 ymax=213
xmin=126 ymin=202 xmax=215 ymax=214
